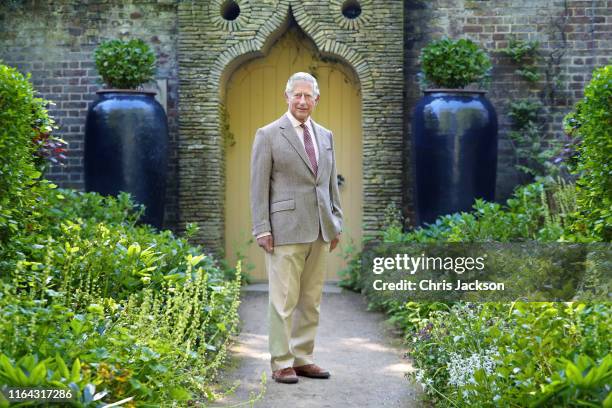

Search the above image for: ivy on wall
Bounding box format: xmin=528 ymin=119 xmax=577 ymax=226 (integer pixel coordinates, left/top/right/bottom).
xmin=499 ymin=1 xmax=573 ymax=182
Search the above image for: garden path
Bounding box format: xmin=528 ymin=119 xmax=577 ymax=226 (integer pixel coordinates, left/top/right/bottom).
xmin=213 ymin=285 xmax=421 ymax=407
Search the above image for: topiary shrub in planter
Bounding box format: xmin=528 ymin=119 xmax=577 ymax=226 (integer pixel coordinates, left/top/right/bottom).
xmin=412 ymin=38 xmax=498 ymax=225
xmin=94 ymin=39 xmax=155 ymax=89
xmin=85 ymin=39 xmax=168 ymax=229
xmin=419 ymin=38 xmax=492 ymax=89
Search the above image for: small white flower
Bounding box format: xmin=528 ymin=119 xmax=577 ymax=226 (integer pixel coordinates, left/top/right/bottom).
xmin=414 ymin=369 xmax=424 ymax=383
xmin=447 ymin=347 xmax=499 ymax=387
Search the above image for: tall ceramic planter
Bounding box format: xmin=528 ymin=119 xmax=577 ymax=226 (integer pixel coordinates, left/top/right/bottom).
xmin=411 ymin=89 xmax=498 ymax=225
xmin=85 ymin=90 xmax=168 ymax=228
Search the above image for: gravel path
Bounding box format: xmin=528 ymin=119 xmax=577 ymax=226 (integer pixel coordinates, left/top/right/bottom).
xmin=213 ymin=285 xmax=421 ymax=407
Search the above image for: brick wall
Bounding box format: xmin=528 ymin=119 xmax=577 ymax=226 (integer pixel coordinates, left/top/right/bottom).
xmin=404 ymin=0 xmax=611 ymax=203
xmin=0 ymin=0 xmax=180 ymax=228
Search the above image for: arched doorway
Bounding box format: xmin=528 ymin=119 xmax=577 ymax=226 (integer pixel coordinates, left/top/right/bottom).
xmin=224 ymin=26 xmax=363 ymax=281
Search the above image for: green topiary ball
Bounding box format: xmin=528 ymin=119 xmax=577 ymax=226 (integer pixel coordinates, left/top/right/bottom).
xmin=420 ymin=38 xmax=492 ymax=89
xmin=94 ymin=39 xmax=156 ymax=89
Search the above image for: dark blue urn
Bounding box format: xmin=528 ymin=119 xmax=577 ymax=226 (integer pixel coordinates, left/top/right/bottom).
xmin=85 ymin=90 xmax=168 ymax=228
xmin=411 ymin=89 xmax=498 ymax=226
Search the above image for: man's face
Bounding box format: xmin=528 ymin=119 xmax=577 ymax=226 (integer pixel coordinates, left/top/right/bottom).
xmin=285 ymin=80 xmax=319 ymax=123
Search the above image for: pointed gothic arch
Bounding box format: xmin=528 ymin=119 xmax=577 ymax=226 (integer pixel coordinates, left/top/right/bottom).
xmin=222 ymin=21 xmax=363 ymax=281
xmin=177 ymin=0 xmax=404 ymax=258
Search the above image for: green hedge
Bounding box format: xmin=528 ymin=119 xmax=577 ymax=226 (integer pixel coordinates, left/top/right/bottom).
xmin=565 ymin=65 xmax=612 ymax=241
xmin=0 ymin=63 xmax=51 ymax=245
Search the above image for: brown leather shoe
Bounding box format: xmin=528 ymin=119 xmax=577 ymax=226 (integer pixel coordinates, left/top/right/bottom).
xmin=272 ymin=367 xmax=299 ymax=384
xmin=293 ymin=364 xmax=330 ymax=379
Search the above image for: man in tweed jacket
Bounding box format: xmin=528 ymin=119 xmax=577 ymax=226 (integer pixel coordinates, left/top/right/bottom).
xmin=250 ymin=72 xmax=343 ymax=384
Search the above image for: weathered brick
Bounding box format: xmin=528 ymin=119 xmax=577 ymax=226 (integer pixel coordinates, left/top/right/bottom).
xmin=464 ymin=25 xmax=484 ymax=33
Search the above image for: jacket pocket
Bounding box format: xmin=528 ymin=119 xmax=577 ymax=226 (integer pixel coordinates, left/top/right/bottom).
xmin=270 ymin=198 xmax=295 ymax=213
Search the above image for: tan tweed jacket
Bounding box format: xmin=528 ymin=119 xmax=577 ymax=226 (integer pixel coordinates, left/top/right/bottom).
xmin=250 ymin=114 xmax=343 ymax=245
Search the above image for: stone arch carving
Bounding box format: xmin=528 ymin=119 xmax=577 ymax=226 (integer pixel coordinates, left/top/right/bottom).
xmin=212 ymin=3 xmax=373 ymax=97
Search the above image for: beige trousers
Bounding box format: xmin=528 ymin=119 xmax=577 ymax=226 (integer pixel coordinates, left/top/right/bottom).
xmin=265 ymin=235 xmax=329 ymax=371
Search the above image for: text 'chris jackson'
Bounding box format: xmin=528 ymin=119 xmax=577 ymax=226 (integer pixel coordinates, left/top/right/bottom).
xmin=370 ymin=253 xmax=505 ymax=292
xmin=372 ymin=279 xmax=505 ymax=292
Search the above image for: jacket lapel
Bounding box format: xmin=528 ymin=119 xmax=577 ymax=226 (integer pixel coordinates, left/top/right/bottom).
xmin=279 ymin=114 xmax=316 ymax=176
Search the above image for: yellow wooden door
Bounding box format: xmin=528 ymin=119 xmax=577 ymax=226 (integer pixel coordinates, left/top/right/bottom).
xmin=225 ymin=27 xmax=362 ymax=281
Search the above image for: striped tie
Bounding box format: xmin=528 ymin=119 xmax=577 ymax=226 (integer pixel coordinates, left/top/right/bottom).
xmin=301 ymin=123 xmax=318 ymax=176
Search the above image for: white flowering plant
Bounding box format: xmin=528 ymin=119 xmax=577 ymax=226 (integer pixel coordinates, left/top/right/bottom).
xmin=406 ymin=302 xmax=611 ymax=406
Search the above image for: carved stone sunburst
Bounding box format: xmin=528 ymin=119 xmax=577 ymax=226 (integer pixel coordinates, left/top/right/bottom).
xmin=208 ymin=0 xmax=252 ymax=32
xmin=329 ymin=0 xmax=372 ymax=31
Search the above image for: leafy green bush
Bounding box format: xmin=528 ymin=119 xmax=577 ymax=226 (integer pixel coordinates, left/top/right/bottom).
xmin=408 ymin=302 xmax=611 ymax=407
xmin=0 ymin=63 xmax=53 ymax=244
xmin=340 ymin=179 xmax=587 ymax=298
xmin=338 ymin=176 xmax=609 ymax=406
xmin=94 ymin=39 xmax=156 ymax=89
xmin=1 ymin=188 xmax=241 ymax=405
xmin=419 ymin=38 xmax=492 ymax=89
xmin=339 ymin=179 xmax=590 ymax=299
xmin=565 ymin=65 xmax=612 ymax=241
xmin=390 ymin=179 xmax=579 ymax=244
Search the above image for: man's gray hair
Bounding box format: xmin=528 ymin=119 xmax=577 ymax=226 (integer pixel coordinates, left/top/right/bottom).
xmin=285 ymin=72 xmax=320 ymax=97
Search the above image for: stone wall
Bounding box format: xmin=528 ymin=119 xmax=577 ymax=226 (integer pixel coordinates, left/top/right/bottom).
xmin=0 ymin=0 xmax=180 ymax=227
xmin=404 ymin=0 xmax=611 ymax=205
xmin=177 ymin=0 xmax=404 ymax=253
